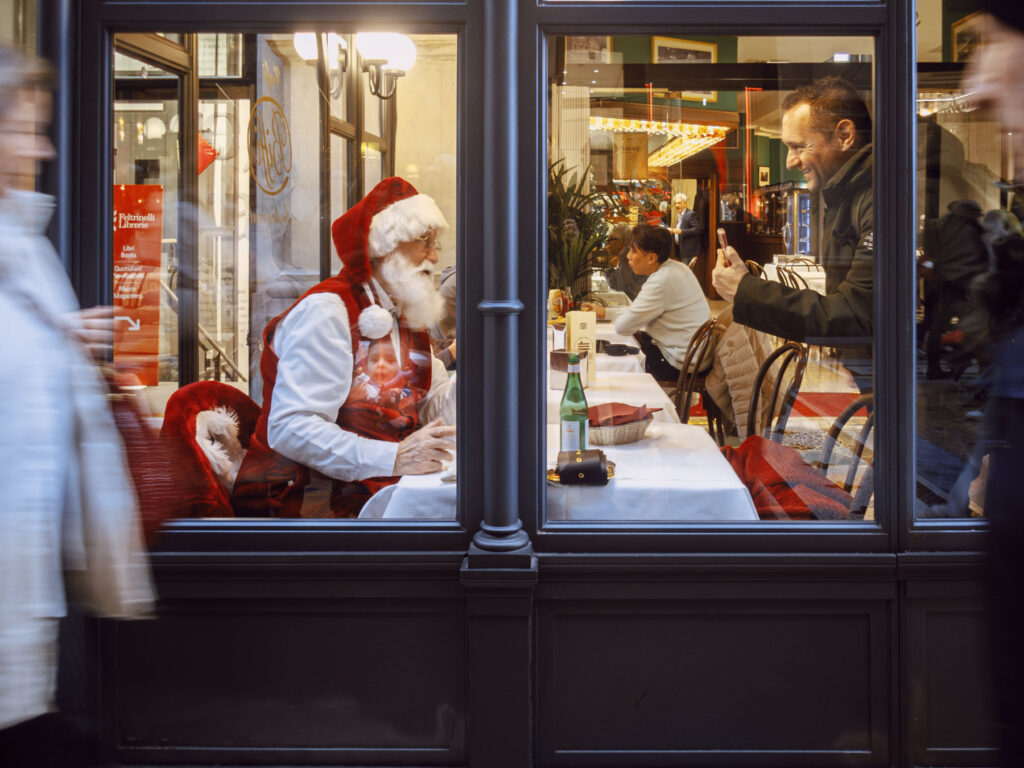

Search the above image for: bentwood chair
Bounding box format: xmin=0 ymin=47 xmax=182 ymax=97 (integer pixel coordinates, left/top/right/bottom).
xmin=671 ymin=318 xmax=725 ymax=443
xmin=777 ymin=264 xmax=810 ymax=290
xmin=745 ymin=259 xmax=766 ymax=277
xmin=813 ymin=393 xmax=875 ymax=517
xmin=746 ymin=341 xmax=808 ymax=442
xmin=786 ymin=256 xmax=822 ymax=270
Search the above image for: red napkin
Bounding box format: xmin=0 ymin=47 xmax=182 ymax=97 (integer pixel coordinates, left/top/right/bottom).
xmin=588 ymin=402 xmax=662 ymax=427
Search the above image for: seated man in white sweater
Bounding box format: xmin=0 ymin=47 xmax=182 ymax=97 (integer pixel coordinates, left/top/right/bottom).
xmin=582 ymin=224 xmax=710 ymax=382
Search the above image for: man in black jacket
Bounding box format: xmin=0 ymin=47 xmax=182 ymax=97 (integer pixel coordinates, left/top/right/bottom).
xmin=712 ymin=77 xmax=873 ymax=387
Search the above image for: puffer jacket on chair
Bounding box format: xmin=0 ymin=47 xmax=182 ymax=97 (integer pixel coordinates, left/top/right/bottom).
xmin=704 ymin=307 xmax=774 ymax=439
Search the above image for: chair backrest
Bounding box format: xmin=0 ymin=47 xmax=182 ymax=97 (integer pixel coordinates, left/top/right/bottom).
xmin=745 ymin=260 xmax=766 ymax=277
xmin=814 ymin=393 xmax=875 ymax=515
xmin=778 ymin=265 xmax=809 ymax=290
xmin=786 ymin=256 xmax=822 ymax=270
xmin=746 ymin=341 xmax=808 ymax=441
xmin=672 ymin=318 xmax=720 ymax=422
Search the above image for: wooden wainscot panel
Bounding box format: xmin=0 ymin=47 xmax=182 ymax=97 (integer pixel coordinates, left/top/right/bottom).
xmin=904 ymin=582 xmax=998 ymax=767
xmin=538 ymin=598 xmax=889 ymax=765
xmin=104 ymin=598 xmax=466 ymax=765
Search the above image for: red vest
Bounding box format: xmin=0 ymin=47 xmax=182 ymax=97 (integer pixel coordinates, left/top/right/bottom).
xmin=232 ymin=273 xmax=433 ymax=518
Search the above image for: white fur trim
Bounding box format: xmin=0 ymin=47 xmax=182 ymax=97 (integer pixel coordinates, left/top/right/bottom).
xmin=358 ymin=303 xmax=394 ymax=339
xmin=195 ymin=407 xmax=245 ymax=492
xmin=367 ymin=194 xmax=448 ymax=259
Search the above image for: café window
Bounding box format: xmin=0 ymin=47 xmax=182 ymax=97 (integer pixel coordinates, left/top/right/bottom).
xmin=111 ymin=31 xmax=458 ymax=522
xmin=545 ymin=34 xmax=876 ymax=525
xmin=913 ymin=0 xmax=1014 ymax=525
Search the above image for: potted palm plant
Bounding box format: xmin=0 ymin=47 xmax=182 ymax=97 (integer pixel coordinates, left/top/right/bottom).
xmin=548 ymin=161 xmax=610 ymax=310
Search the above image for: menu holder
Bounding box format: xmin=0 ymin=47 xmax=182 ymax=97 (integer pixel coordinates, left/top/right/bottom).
xmin=566 ymin=310 xmax=597 ymax=383
xmin=549 ymin=348 xmax=589 ymax=390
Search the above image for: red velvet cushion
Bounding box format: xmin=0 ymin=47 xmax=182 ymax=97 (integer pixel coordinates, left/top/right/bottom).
xmin=160 ymin=381 xmax=260 ymax=518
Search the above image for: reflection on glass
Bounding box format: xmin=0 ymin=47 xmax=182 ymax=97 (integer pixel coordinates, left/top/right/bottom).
xmin=112 ymin=52 xmax=181 ymax=409
xmin=198 ymin=34 xmax=243 ymax=78
xmin=912 ymin=0 xmax=1014 ymax=523
xmin=330 ymin=133 xmax=351 ymax=248
xmin=546 ymin=34 xmax=875 ymax=524
xmin=111 ymin=33 xmax=458 ymax=523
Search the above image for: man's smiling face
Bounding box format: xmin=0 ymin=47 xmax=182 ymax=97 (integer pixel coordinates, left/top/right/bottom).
xmin=782 ymin=102 xmax=852 ymax=194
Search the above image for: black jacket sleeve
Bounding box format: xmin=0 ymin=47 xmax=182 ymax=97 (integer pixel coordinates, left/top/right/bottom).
xmin=732 ymin=193 xmax=873 ymax=343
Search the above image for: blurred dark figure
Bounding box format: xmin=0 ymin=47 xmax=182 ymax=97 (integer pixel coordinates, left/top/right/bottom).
xmin=429 ymin=265 xmax=457 ymax=369
xmin=920 ymin=199 xmax=989 ymax=379
xmin=0 ymin=45 xmax=154 ymax=768
xmin=601 ymin=222 xmax=646 ymax=301
xmin=962 ymin=7 xmax=1024 ymax=765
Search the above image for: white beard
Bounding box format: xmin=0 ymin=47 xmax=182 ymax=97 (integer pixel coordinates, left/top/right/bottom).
xmin=375 ymin=252 xmax=444 ymax=329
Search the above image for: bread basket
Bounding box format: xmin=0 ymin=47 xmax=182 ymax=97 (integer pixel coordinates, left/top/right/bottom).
xmin=588 ymin=414 xmax=654 ymax=445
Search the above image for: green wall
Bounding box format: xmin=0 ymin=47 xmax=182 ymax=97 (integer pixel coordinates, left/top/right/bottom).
xmin=611 ymin=35 xmax=738 ymax=113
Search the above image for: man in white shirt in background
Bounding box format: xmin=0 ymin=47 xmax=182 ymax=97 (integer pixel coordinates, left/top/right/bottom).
xmin=583 ymin=224 xmax=710 ymax=382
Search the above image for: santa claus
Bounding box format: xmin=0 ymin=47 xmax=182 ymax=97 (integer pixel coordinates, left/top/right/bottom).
xmin=232 ymin=177 xmax=456 ymax=518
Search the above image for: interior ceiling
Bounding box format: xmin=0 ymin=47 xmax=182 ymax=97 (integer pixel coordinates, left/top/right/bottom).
xmin=736 ymin=2 xmax=941 ymax=63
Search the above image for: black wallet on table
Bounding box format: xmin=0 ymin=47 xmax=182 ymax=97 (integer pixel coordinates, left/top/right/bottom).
xmin=549 ymin=449 xmax=614 ymax=485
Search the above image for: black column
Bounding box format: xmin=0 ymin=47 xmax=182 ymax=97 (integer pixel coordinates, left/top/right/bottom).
xmin=472 ymin=0 xmax=530 ymax=557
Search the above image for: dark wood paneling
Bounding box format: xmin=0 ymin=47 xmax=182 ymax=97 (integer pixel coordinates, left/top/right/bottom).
xmin=106 ymin=598 xmax=466 ymax=764
xmin=903 ymin=576 xmax=998 ymax=767
xmin=538 ymin=597 xmax=890 ymax=765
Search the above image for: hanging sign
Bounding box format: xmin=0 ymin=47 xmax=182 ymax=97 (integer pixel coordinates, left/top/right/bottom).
xmin=112 ymin=184 xmax=163 ymax=386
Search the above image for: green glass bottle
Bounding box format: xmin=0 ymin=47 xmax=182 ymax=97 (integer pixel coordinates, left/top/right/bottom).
xmin=559 ymin=353 xmax=589 ymax=451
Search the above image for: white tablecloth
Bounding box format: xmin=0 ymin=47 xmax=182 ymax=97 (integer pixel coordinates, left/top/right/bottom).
xmin=546 ymin=370 xmax=680 ymax=424
xmin=359 ymin=422 xmax=756 ymax=522
xmin=546 ymin=423 xmax=757 ymax=521
xmin=762 ymin=263 xmax=827 ymax=294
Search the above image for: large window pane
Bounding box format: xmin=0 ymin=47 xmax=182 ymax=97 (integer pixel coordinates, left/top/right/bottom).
xmin=546 ymin=34 xmax=875 ymax=525
xmin=112 ymin=32 xmax=458 ymax=522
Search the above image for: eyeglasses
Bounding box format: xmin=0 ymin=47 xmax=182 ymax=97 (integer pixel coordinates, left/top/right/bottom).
xmin=417 ymin=233 xmax=441 ymax=253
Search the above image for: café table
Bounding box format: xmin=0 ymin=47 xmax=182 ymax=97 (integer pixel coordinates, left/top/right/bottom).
xmin=358 ymin=422 xmax=757 ymax=521
xmin=762 ymin=262 xmax=827 ymax=295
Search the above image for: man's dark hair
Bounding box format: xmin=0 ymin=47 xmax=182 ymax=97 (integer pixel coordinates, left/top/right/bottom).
xmin=630 ymin=224 xmax=672 ymax=263
xmin=782 ymin=76 xmax=872 ymax=146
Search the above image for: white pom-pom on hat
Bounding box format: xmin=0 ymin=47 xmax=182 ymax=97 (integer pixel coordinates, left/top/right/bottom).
xmin=358 ymin=303 xmax=393 ymax=339
xmin=367 ymin=193 xmax=448 ymax=259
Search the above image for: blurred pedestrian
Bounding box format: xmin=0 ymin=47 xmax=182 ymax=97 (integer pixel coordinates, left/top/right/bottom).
xmin=0 ymin=44 xmax=153 ymax=768
xmin=962 ymin=6 xmax=1024 ymax=765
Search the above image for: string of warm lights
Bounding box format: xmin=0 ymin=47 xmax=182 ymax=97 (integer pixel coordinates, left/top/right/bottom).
xmin=590 ymin=115 xmax=729 ymax=139
xmin=647 ymin=130 xmax=728 ymax=166
xmin=589 ymin=115 xmax=729 ymax=166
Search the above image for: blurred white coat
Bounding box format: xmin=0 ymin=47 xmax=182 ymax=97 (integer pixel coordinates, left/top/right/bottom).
xmin=0 ymin=191 xmax=154 ymax=730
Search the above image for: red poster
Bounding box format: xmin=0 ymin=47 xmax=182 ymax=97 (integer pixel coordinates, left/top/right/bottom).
xmin=113 ymin=184 xmax=163 ymax=386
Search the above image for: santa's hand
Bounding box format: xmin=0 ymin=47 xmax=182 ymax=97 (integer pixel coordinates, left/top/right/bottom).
xmin=711 ymin=246 xmax=746 ymax=302
xmin=393 ymin=418 xmax=456 ymax=475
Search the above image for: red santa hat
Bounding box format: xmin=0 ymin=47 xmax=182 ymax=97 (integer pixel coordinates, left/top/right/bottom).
xmin=331 ymin=177 xmax=447 ymax=339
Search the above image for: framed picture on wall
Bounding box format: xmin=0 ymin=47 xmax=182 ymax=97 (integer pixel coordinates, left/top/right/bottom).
xmin=651 ymin=37 xmax=718 ymax=103
xmin=565 ymin=36 xmax=614 ymax=64
xmin=758 ymin=166 xmax=770 ymax=187
xmin=951 ymin=11 xmax=983 ymax=63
